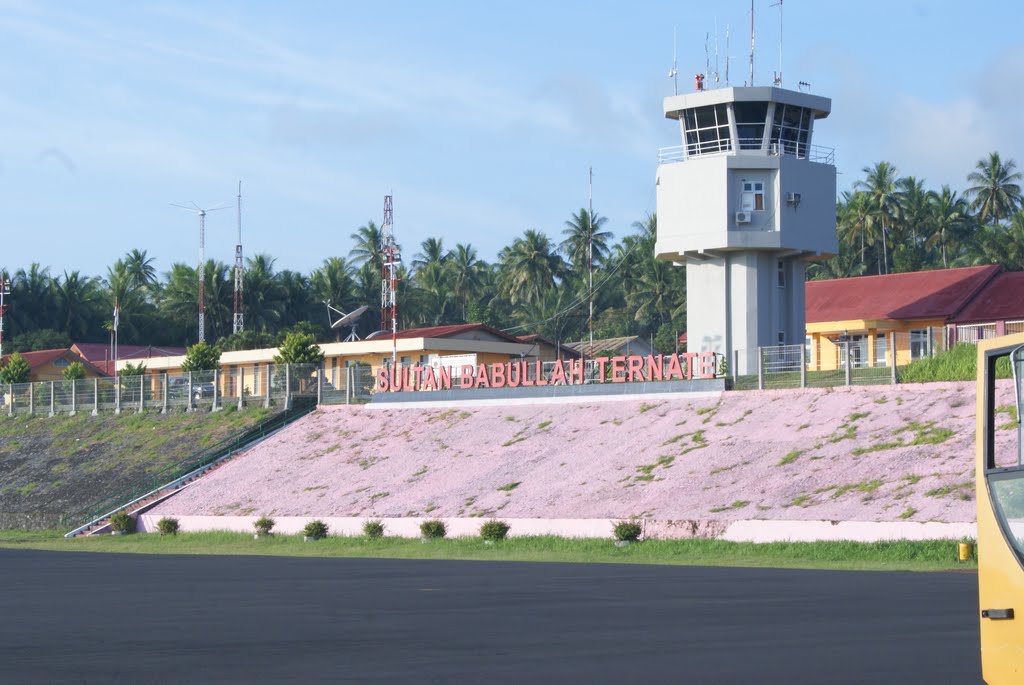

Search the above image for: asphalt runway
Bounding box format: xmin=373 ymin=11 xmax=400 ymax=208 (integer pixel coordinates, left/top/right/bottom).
xmin=0 ymin=550 xmax=982 ymax=684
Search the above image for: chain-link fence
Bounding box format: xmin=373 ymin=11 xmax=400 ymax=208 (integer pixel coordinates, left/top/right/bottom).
xmin=751 ymin=339 xmax=897 ymax=390
xmin=0 ymin=363 xmax=321 ymax=417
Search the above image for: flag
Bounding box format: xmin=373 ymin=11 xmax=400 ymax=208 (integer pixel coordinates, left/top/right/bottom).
xmin=113 ymin=303 xmax=119 ymax=332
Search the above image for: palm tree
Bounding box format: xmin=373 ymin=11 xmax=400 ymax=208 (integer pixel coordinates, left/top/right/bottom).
xmin=11 ymin=263 xmax=58 ymax=334
xmin=897 ymin=176 xmax=930 ymax=250
xmin=243 ymin=254 xmax=286 ymax=333
xmin=926 ymin=186 xmax=969 ymax=268
xmin=124 ymin=249 xmax=157 ymax=289
xmin=807 ymin=249 xmax=867 ymax=280
xmin=412 ymin=237 xmax=449 ymax=271
xmin=412 ymin=261 xmax=454 ymax=326
xmin=349 ymin=221 xmax=384 ymax=271
xmin=55 ymin=270 xmax=102 ymax=340
xmin=496 ymin=230 xmax=565 ymax=306
xmin=311 ymin=257 xmax=358 ymax=337
xmin=449 ymin=243 xmax=483 ymax=321
xmin=836 ymin=191 xmax=875 ymax=271
xmin=855 ymin=162 xmax=901 ymax=274
xmin=560 ymin=208 xmax=613 ymax=274
xmin=966 ymin=152 xmax=1022 ymax=225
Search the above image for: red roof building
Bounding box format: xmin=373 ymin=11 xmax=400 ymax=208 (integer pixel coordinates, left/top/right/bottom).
xmin=70 ymin=343 xmax=187 ymax=376
xmin=1 ymin=348 xmax=107 ymax=382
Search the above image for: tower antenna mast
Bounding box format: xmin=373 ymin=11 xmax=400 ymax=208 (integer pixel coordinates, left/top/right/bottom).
xmin=771 ymin=0 xmax=783 ymax=86
xmin=233 ymin=181 xmax=244 ymax=335
xmin=172 ymin=201 xmax=228 ymax=343
xmin=749 ymin=0 xmax=755 ymax=86
xmin=380 ymin=195 xmax=400 ymax=368
xmin=588 ymin=167 xmax=595 ymax=359
xmin=669 ymin=26 xmax=678 ymax=95
xmin=0 ymin=276 xmax=9 ymax=360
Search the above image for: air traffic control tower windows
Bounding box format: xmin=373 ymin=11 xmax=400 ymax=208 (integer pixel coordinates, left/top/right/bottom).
xmin=771 ymin=104 xmax=812 ymax=157
xmin=682 ymin=104 xmax=731 ymax=156
xmin=733 ymin=102 xmax=769 ymax=150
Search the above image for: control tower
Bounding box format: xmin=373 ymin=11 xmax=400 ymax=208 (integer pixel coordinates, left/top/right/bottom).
xmin=655 ymin=86 xmax=837 ymax=375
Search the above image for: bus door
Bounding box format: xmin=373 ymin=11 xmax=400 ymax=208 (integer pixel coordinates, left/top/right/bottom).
xmin=977 ymin=333 xmax=1024 ymax=684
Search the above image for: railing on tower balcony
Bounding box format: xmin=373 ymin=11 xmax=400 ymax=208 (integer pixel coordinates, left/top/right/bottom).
xmin=658 ymin=141 xmax=835 ymax=166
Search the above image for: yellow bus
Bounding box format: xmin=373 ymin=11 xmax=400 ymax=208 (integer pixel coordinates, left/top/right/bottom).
xmin=977 ymin=331 xmax=1024 ymax=683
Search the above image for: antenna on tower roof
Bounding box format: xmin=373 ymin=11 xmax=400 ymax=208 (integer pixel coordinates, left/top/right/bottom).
xmin=771 ymin=0 xmax=783 ymax=86
xmin=725 ymin=24 xmax=731 ymax=86
xmin=704 ymin=32 xmax=710 ymax=88
xmin=749 ymin=0 xmax=755 ymax=86
xmin=668 ymin=26 xmax=678 ymax=95
xmin=714 ymin=19 xmax=720 ymax=88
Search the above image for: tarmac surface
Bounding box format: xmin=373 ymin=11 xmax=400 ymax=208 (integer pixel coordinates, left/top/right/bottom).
xmin=0 ymin=549 xmax=982 ymax=684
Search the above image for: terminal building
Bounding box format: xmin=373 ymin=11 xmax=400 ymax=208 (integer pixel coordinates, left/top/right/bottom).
xmin=655 ymin=85 xmax=838 ymax=375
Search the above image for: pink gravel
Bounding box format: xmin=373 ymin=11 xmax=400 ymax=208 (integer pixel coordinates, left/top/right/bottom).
xmin=151 ymin=381 xmax=1017 ymax=523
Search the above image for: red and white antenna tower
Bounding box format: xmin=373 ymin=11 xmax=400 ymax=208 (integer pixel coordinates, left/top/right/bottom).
xmin=233 ymin=181 xmax=244 ymax=335
xmin=172 ymin=201 xmax=228 ymax=343
xmin=0 ymin=276 xmax=10 ymax=359
xmin=380 ymin=195 xmax=400 ymax=367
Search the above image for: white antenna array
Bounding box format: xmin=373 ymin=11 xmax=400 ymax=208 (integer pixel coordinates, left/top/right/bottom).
xmin=171 ymin=201 xmax=228 ymax=343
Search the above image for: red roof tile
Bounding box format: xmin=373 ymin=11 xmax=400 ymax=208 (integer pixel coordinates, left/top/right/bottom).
xmin=949 ymin=272 xmax=1024 ymax=324
xmin=374 ymin=323 xmax=524 ymax=344
xmin=806 ymin=265 xmax=1001 ymax=323
xmin=71 ymin=343 xmax=186 ymax=363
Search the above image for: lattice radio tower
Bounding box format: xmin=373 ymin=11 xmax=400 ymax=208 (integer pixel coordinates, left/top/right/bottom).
xmin=172 ymin=201 xmax=228 ymax=343
xmin=233 ymin=181 xmax=245 ymax=335
xmin=380 ymin=195 xmax=400 ymax=366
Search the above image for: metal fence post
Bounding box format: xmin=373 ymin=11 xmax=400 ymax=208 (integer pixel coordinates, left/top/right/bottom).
xmin=92 ymin=378 xmax=98 ymax=416
xmin=212 ymin=369 xmax=220 ymax=412
xmin=799 ymin=350 xmax=807 ymax=388
xmin=28 ymin=383 xmax=34 ymax=415
xmin=732 ymin=350 xmax=738 ymax=385
xmin=317 ymin=363 xmax=323 ymax=405
xmin=49 ymin=381 xmax=55 ymax=417
xmin=238 ymin=367 xmax=245 ymax=411
xmin=187 ymin=371 xmax=194 ymax=413
xmin=8 ymin=384 xmax=13 ymax=416
xmin=844 ymin=341 xmax=852 ymax=386
xmin=139 ymin=375 xmax=144 ymax=413
xmin=162 ymin=373 xmax=168 ymax=414
xmin=346 ymin=366 xmax=352 ymax=405
xmin=285 ymin=364 xmax=292 ymax=409
xmin=70 ymin=380 xmax=77 ymax=415
xmin=265 ymin=366 xmax=272 ymax=409
xmin=114 ymin=376 xmax=121 ymax=414
xmin=890 ymin=331 xmax=898 ymax=385
xmin=757 ymin=347 xmax=764 ymax=390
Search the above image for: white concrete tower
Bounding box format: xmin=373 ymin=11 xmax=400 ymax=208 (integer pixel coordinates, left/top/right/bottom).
xmin=655 ymin=86 xmax=837 ymax=374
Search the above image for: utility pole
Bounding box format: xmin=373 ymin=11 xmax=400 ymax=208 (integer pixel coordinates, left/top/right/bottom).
xmin=233 ymin=181 xmax=245 ymax=335
xmin=0 ymin=276 xmax=9 ymax=359
xmin=172 ymin=201 xmax=228 ymax=344
xmin=380 ymin=195 xmax=400 ymax=368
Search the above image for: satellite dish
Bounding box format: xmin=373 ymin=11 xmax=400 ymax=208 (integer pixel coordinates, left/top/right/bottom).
xmin=325 ymin=302 xmax=369 ymax=342
xmin=331 ymin=304 xmax=368 ymax=330
xmin=365 ymin=330 xmax=388 ymax=340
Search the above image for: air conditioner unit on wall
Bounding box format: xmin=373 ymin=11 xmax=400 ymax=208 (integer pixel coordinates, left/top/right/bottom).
xmin=735 ymin=211 xmax=751 ymax=224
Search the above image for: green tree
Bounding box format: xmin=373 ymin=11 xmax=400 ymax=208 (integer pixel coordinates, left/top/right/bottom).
xmin=62 ymin=361 xmax=86 ymax=381
xmin=11 ymin=328 xmax=71 ymax=353
xmin=926 ymin=186 xmax=970 ymax=268
xmin=180 ymin=341 xmax=221 ymax=372
xmin=120 ymin=362 xmax=147 ymax=377
xmin=966 ymin=151 xmax=1022 ymax=225
xmin=856 ymin=161 xmax=901 ymax=275
xmin=0 ymin=352 xmax=31 ymax=384
xmin=273 ymin=331 xmax=324 ymax=365
xmin=349 ymin=221 xmax=384 ymax=271
xmin=497 ymin=229 xmax=564 ymax=306
xmin=560 ymin=208 xmax=613 ymax=274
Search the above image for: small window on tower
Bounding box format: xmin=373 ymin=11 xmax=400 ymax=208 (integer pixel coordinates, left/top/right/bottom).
xmin=740 ymin=181 xmax=765 ymax=212
xmin=777 ymin=260 xmax=786 ymax=288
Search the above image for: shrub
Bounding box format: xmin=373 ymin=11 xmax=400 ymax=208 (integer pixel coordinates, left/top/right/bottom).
xmin=479 ymin=519 xmax=510 ymax=542
xmin=253 ymin=516 xmax=275 ymax=536
xmin=612 ymin=520 xmax=643 ymax=542
xmin=420 ymin=519 xmax=447 ymax=539
xmin=302 ymin=519 xmax=329 ymax=540
xmin=156 ymin=517 xmax=180 ymax=536
xmin=362 ymin=519 xmax=385 ymax=539
xmin=898 ymin=343 xmax=1012 ymax=383
xmin=109 ymin=511 xmax=134 ymax=534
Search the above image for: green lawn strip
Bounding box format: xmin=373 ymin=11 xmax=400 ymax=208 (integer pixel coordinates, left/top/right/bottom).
xmin=0 ymin=531 xmax=976 ymax=572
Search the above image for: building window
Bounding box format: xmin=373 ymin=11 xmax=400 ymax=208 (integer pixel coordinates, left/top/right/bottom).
xmin=53 ymin=358 xmax=70 ymax=368
xmin=770 ymin=104 xmax=812 ymax=157
xmin=400 ymin=355 xmax=412 ymax=366
xmin=874 ymin=334 xmax=888 ymax=366
xmin=682 ymin=104 xmax=732 ymax=156
xmin=741 ymin=181 xmax=765 ymax=212
xmin=848 ymin=334 xmax=868 ymax=369
xmin=910 ymin=329 xmax=930 ymax=360
xmin=733 ymin=101 xmax=769 ymax=150
xmin=419 ymin=354 xmax=430 ymax=365
xmin=777 ymin=331 xmax=785 ymax=345
xmin=777 ymin=260 xmax=786 ymax=288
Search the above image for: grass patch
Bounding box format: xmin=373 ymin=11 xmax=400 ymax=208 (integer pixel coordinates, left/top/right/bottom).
xmin=537 ymin=420 xmax=552 ymax=430
xmin=0 ymin=531 xmax=974 ymax=572
xmin=496 ymin=481 xmax=521 ymax=492
xmin=710 ymin=500 xmax=750 ymax=513
xmin=897 ymin=421 xmax=955 ymax=446
xmin=832 ymin=480 xmax=884 ymax=499
xmin=851 ymin=441 xmax=903 ymax=456
xmin=898 ymin=506 xmax=917 ymax=519
xmin=635 ymin=455 xmax=675 ymax=481
xmin=777 ymin=449 xmax=804 ymax=466
xmin=925 ymin=482 xmax=973 ymax=500
xmin=788 ymin=494 xmax=812 ymax=507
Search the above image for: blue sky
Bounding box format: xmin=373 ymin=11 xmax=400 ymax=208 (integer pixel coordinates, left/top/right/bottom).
xmin=2 ymin=0 xmax=1023 ymax=278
